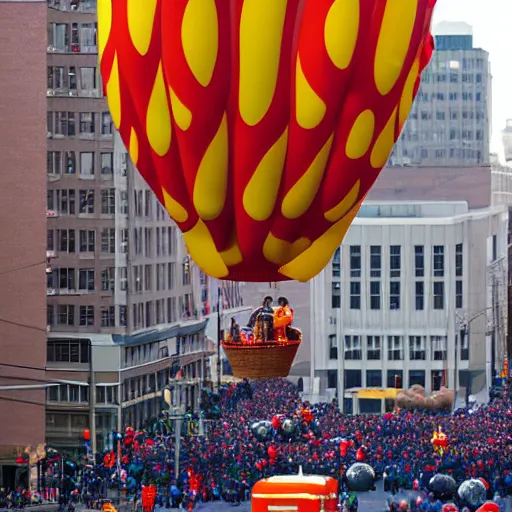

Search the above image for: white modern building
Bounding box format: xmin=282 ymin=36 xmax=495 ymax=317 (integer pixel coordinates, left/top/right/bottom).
xmin=307 ymin=201 xmax=508 ymax=413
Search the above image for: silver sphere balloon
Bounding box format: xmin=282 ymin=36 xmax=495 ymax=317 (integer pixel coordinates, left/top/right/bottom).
xmin=429 ymin=474 xmax=457 ymax=497
xmin=282 ymin=419 xmax=295 ymax=434
xmin=346 ymin=463 xmax=376 ymax=492
xmin=458 ymin=479 xmax=487 ymax=507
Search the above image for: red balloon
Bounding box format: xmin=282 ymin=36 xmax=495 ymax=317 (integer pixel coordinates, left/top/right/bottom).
xmin=99 ymin=0 xmax=437 ymax=282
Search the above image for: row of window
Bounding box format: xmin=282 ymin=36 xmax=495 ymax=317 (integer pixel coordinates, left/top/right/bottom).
xmin=337 ymin=279 xmax=462 ymax=311
xmin=48 ymin=0 xmax=96 ymax=13
xmin=47 ymin=304 xmax=125 ymax=328
xmin=123 ymin=370 xmax=171 ymax=402
xmin=47 ymin=384 xmax=118 ymax=404
xmin=47 ymin=226 xmax=178 ymax=259
xmin=47 ymin=188 xmax=115 ymax=215
xmin=328 ymin=334 xmax=468 ymax=361
xmin=48 ymin=66 xmax=100 ymax=93
xmin=48 ymin=21 xmax=98 ymax=53
xmin=395 ymin=147 xmax=484 ymax=164
xmin=123 ymin=342 xmax=170 ymax=369
xmin=342 ymin=244 xmax=462 ymax=279
xmin=47 ymin=151 xmax=113 ymax=176
xmin=47 ymin=339 xmax=90 ymax=363
xmin=327 ymin=369 xmax=447 ymax=391
xmin=47 ymin=297 xmax=193 ymax=330
xmin=47 ymin=111 xmax=112 ymax=138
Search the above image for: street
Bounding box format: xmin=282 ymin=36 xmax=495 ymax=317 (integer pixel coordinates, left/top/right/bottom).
xmin=196 ymin=481 xmax=390 ymax=512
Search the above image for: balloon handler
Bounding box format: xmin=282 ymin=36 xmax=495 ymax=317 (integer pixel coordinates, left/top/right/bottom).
xmin=223 ymin=296 xmax=303 ymax=378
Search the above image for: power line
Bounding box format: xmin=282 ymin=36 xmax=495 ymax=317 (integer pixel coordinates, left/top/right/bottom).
xmin=0 ymin=317 xmax=47 ymax=333
xmin=0 ymin=260 xmax=46 ymax=278
xmin=0 ymin=362 xmax=46 ymax=372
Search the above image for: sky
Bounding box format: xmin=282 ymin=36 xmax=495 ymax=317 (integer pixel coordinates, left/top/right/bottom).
xmin=433 ymin=0 xmax=512 ymax=155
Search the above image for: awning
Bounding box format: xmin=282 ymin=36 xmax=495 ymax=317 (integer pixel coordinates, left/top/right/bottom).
xmin=350 ymin=388 xmax=401 ymax=400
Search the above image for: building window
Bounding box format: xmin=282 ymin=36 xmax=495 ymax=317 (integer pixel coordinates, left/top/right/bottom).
xmin=456 ymin=280 xmax=463 ymax=308
xmin=101 ymin=306 xmax=115 ymax=327
xmin=389 ymin=282 xmax=400 ymax=310
xmin=414 ymin=245 xmax=424 ymax=277
xmin=389 ymin=245 xmax=401 ymax=278
xmin=329 ymin=334 xmax=337 ymax=360
xmin=65 ymin=151 xmax=76 ymax=173
xmin=79 ymin=152 xmax=94 ymax=176
xmin=101 ymin=189 xmax=116 ymax=214
xmin=57 ymin=268 xmax=76 ymax=291
xmin=145 ymin=264 xmax=153 ymax=292
xmin=78 ymin=189 xmax=94 ymax=214
xmin=167 ymin=297 xmax=177 ymax=323
xmin=79 ymin=230 xmax=95 ymax=252
xmin=327 ymin=370 xmax=338 ymax=389
xmin=332 ymin=282 xmax=341 ymax=309
xmin=460 ymin=330 xmax=469 ymax=360
xmin=455 ymin=243 xmax=463 ymax=277
xmin=80 ymin=67 xmax=97 ymax=90
xmin=47 ymin=230 xmax=55 ymax=251
xmin=387 ymin=336 xmax=403 ymax=360
xmin=79 ymin=112 xmax=95 ymax=134
xmin=350 ymin=246 xmax=361 ymax=277
xmin=367 ymin=336 xmax=381 ymax=360
xmin=57 ymin=189 xmax=76 ymax=215
xmin=101 ymin=112 xmax=113 ymax=135
xmin=58 ymin=229 xmax=76 ymax=252
xmin=344 ymin=335 xmax=362 ymax=360
xmin=409 ymin=370 xmax=425 ymax=388
xmin=101 ymin=228 xmax=115 ymax=253
xmin=409 ymin=336 xmax=426 ymax=360
xmin=431 ymin=336 xmax=447 ymax=360
xmin=79 ymin=305 xmax=94 ymax=326
xmin=344 ymin=370 xmax=362 ymax=389
xmin=119 ymin=305 xmax=127 ymax=327
xmin=433 ymin=245 xmax=445 ymax=277
xmin=433 ymin=281 xmax=445 ymax=310
xmin=332 ymin=248 xmax=341 ymax=278
xmin=120 ymin=267 xmax=128 ymax=291
xmin=387 ymin=370 xmax=403 ymax=388
xmin=168 ymin=263 xmax=176 ymax=290
xmin=57 ymin=305 xmax=75 ymax=326
xmin=349 ymin=281 xmax=361 ymax=309
xmin=101 ymin=152 xmax=113 ymax=174
xmin=366 ymin=370 xmax=382 ymax=387
xmin=370 ymin=281 xmax=380 ymax=310
xmin=78 ymin=268 xmax=95 ymax=292
xmin=101 ymin=267 xmax=114 ymax=292
xmin=370 ymin=246 xmax=381 ymax=277
xmin=47 ymin=151 xmax=62 ymax=174
xmin=415 ymin=281 xmax=424 ymax=310
xmin=182 ymin=258 xmax=191 ymax=286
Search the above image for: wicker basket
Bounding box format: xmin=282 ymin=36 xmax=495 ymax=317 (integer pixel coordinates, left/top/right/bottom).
xmin=222 ymin=340 xmax=301 ymax=379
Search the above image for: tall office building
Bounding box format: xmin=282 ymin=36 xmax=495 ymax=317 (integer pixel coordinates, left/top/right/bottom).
xmin=45 ymin=0 xmax=244 ymax=452
xmin=391 ymin=22 xmax=491 ymax=167
xmin=0 ymin=0 xmax=47 ymax=488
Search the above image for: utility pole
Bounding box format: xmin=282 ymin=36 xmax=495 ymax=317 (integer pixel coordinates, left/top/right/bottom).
xmin=216 ymin=287 xmax=222 ymax=390
xmin=89 ymin=341 xmax=97 ymax=456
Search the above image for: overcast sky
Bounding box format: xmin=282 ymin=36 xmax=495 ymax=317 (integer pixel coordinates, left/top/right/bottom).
xmin=433 ymin=0 xmax=512 ymax=155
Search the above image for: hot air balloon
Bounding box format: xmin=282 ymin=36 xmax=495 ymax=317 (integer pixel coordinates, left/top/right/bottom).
xmin=99 ymin=0 xmax=437 ymax=285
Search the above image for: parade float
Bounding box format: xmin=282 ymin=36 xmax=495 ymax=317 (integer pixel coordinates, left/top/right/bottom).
xmin=223 ymin=296 xmax=302 ymax=378
xmin=252 ymin=468 xmax=338 ymax=512
xmin=396 ymin=384 xmax=455 ymax=412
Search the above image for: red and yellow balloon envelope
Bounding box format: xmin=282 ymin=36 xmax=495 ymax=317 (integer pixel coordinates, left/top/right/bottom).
xmin=99 ymin=0 xmax=436 ymax=282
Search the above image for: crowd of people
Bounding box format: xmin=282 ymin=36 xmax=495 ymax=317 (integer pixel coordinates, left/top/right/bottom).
xmin=41 ymin=379 xmax=512 ymax=510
